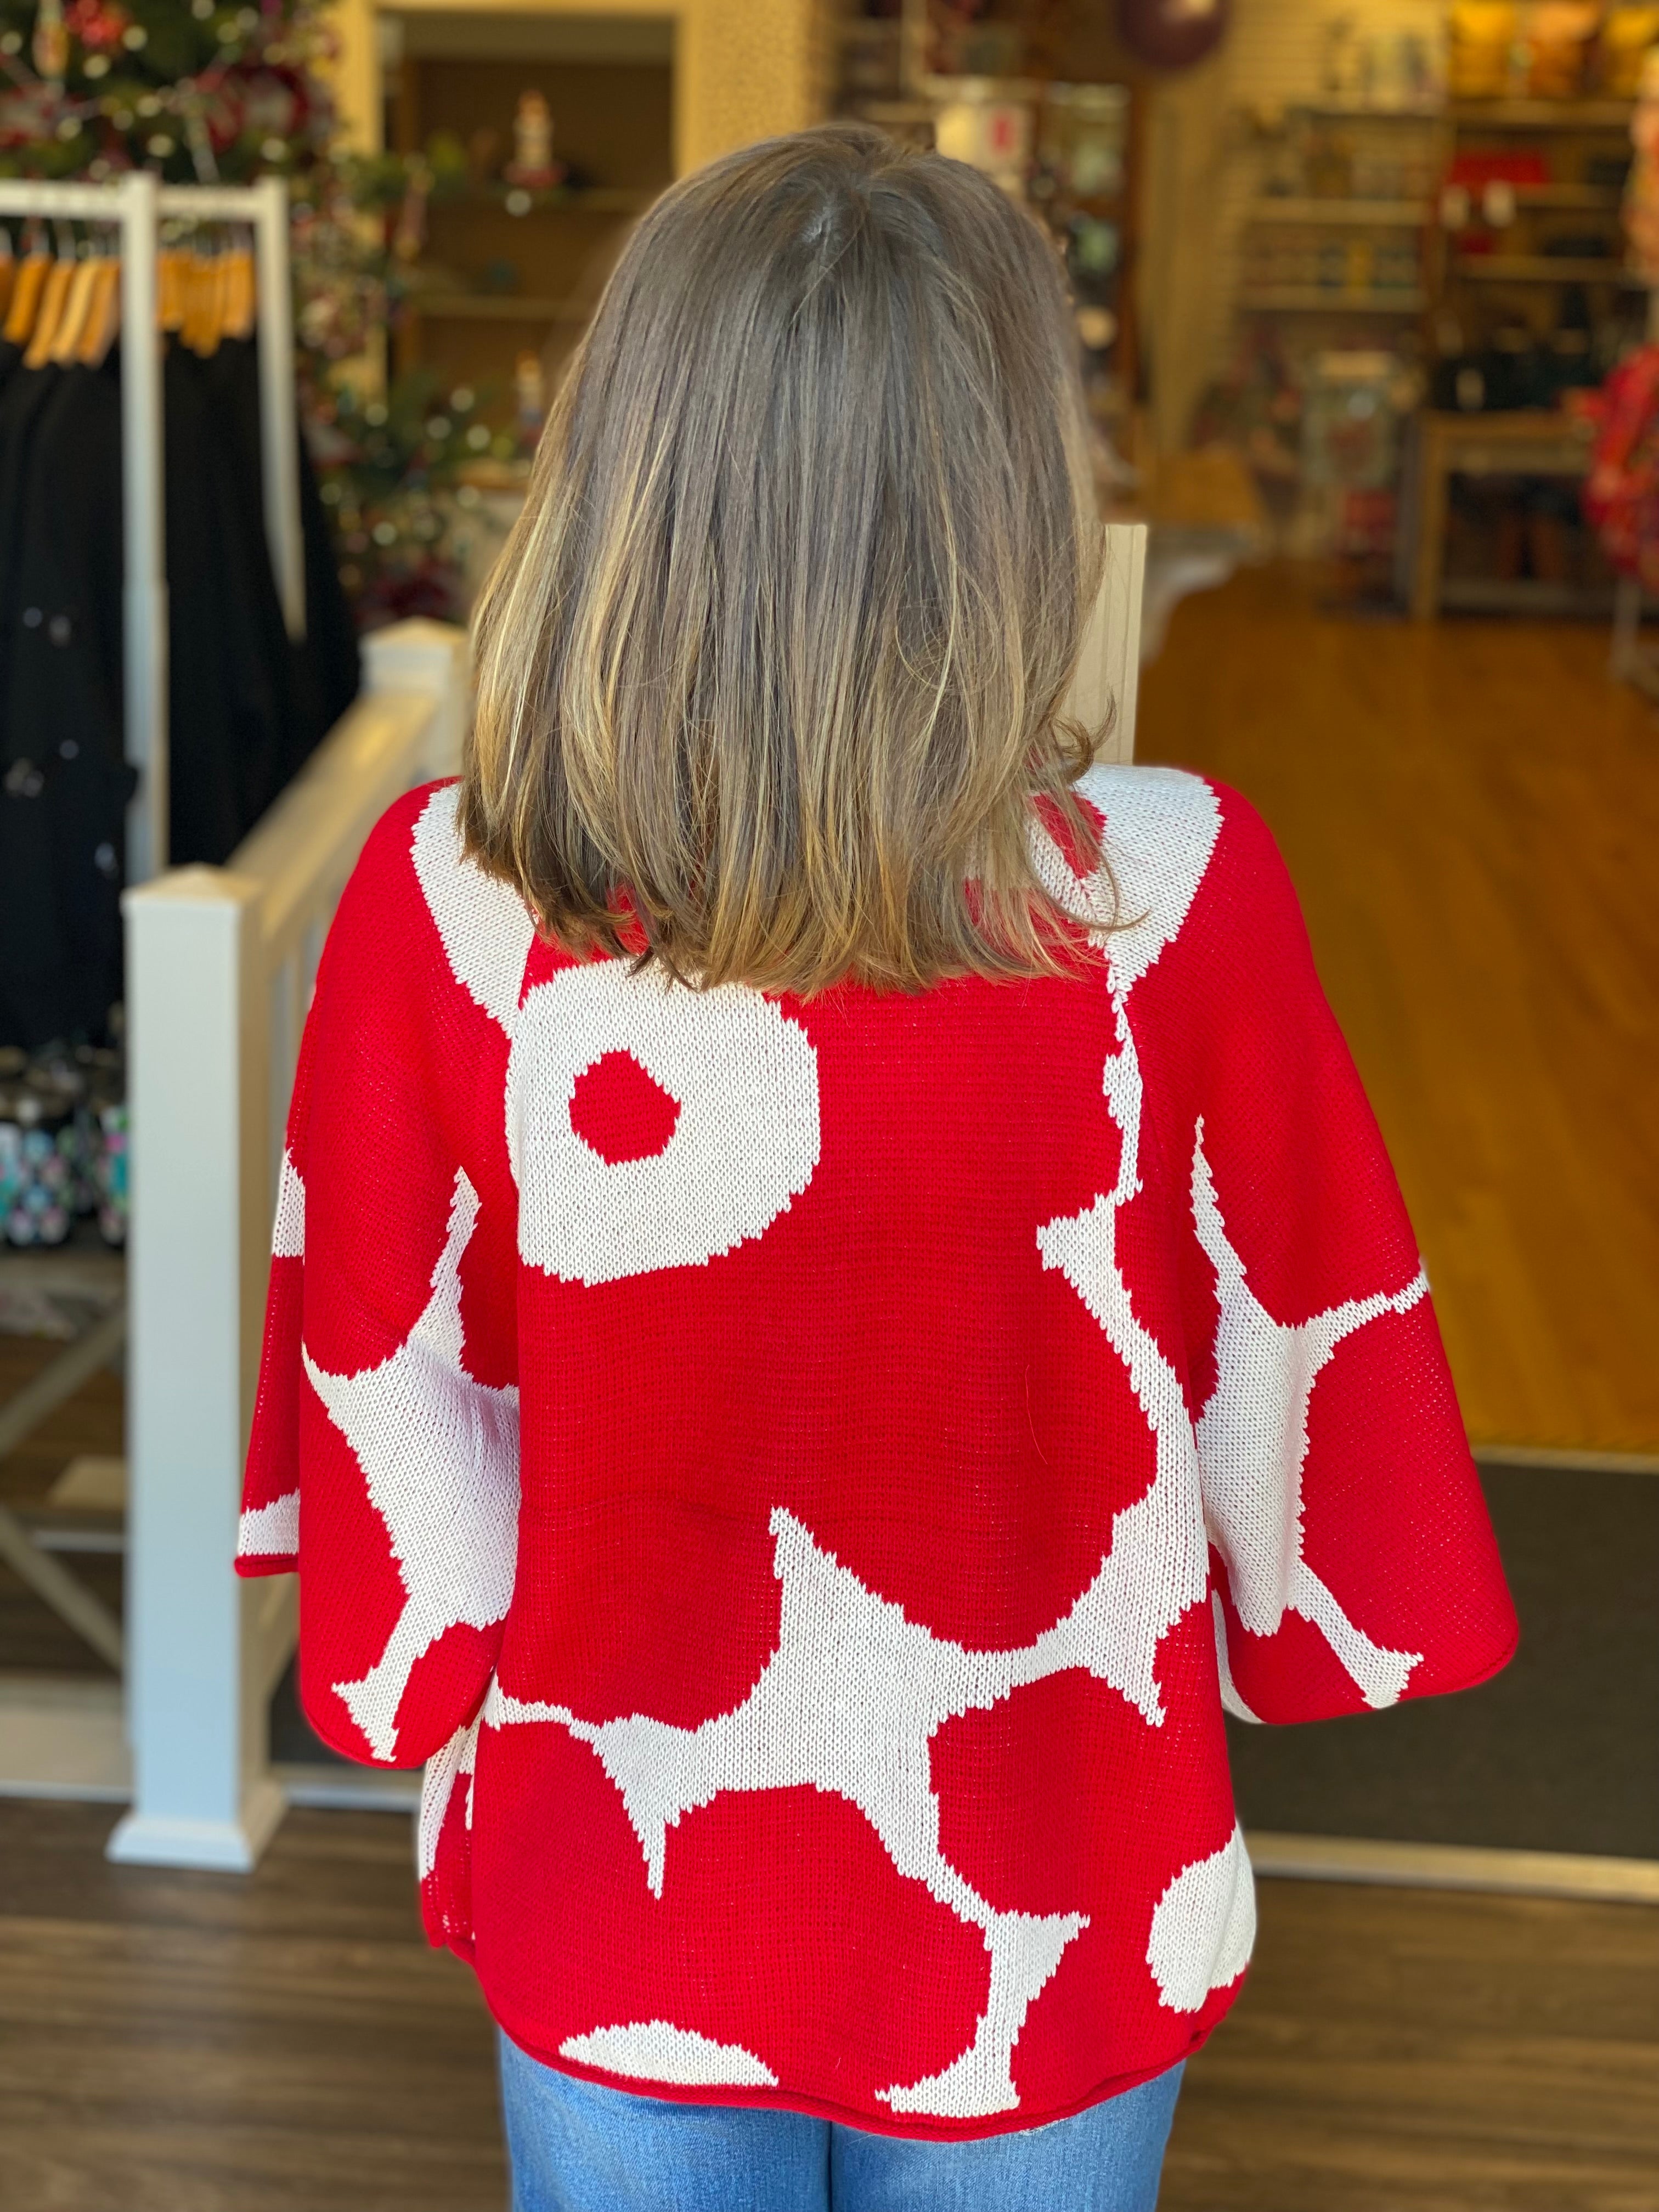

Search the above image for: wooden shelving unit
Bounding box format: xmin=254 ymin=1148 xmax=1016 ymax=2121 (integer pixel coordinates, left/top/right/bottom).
xmin=1406 ymin=95 xmax=1637 ymax=617
xmin=1455 ymin=256 xmax=1638 ymax=283
xmin=825 ymin=2 xmax=1142 ymax=441
xmin=1238 ymin=103 xmax=1439 ymax=329
xmin=1237 ymin=286 xmax=1426 ymax=312
xmin=1223 ymin=101 xmax=1440 ymax=588
xmin=1249 ymin=198 xmax=1430 ymax=225
xmin=386 ymin=10 xmax=672 ymax=415
xmin=1447 ymin=98 xmax=1635 ymax=130
xmin=413 ymin=294 xmax=592 ymax=323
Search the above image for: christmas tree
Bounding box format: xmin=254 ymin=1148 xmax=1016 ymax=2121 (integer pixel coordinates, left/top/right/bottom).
xmin=0 ymin=0 xmax=336 ymax=185
xmin=0 ymin=0 xmax=511 ymax=625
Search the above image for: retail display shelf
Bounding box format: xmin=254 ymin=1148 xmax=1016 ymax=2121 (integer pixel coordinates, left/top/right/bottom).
xmin=410 ymin=292 xmax=590 ymax=321
xmin=1509 ymin=182 xmax=1623 ymax=208
xmin=1455 ymin=255 xmax=1637 ymax=283
xmin=1279 ymin=100 xmax=1441 ymax=121
xmin=1449 ymin=98 xmax=1634 ymax=129
xmin=1250 ymin=198 xmax=1429 ymax=224
xmin=437 ymin=184 xmax=652 ymax=215
xmin=1438 ymin=577 xmax=1617 ymax=614
xmin=1237 ymin=286 xmax=1426 ymax=312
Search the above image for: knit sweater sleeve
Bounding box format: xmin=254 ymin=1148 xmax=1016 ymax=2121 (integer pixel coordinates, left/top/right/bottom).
xmin=235 ymin=782 xmax=527 ymax=1769
xmin=1139 ymin=782 xmax=1518 ymax=1725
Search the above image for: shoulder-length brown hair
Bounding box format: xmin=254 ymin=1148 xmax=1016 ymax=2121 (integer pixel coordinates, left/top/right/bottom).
xmin=462 ymin=121 xmax=1109 ymax=995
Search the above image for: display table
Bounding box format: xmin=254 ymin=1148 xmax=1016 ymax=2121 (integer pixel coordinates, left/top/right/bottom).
xmin=1404 ymin=408 xmax=1598 ymax=620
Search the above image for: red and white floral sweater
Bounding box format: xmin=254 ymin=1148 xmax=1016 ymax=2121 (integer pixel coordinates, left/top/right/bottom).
xmin=238 ymin=766 xmax=1516 ymax=2140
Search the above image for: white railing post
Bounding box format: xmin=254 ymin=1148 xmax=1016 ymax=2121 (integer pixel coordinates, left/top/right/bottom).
xmin=1064 ymin=521 xmax=1146 ymax=765
xmin=363 ymin=617 xmax=469 ymax=776
xmin=109 ymin=868 xmax=287 ymax=1870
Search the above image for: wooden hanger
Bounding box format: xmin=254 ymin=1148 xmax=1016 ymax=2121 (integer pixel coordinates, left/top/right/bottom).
xmin=0 ymin=238 xmax=15 ymax=325
xmin=206 ymin=247 xmax=233 ymax=354
xmin=195 ymin=247 xmax=225 ymax=357
xmin=78 ymin=255 xmax=121 ymax=367
xmin=50 ymin=253 xmax=101 ymax=366
xmin=224 ymin=245 xmax=255 ymax=341
xmin=4 ymin=247 xmax=51 ymax=347
xmin=180 ymin=247 xmax=216 ymax=356
xmin=157 ymin=246 xmax=187 ymax=334
xmin=178 ymin=250 xmax=202 ymax=353
xmin=24 ymin=252 xmax=76 ymax=370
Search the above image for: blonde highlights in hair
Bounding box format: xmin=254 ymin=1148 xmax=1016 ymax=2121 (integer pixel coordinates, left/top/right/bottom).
xmin=464 ymin=122 xmax=1109 ymax=994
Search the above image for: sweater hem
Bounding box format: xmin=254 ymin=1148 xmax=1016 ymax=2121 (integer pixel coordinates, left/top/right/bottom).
xmin=470 ymin=1972 xmax=1227 ymax=2143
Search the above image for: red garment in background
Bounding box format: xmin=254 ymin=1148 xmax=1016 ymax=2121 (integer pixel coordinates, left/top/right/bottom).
xmin=1580 ymin=344 xmax=1659 ymax=588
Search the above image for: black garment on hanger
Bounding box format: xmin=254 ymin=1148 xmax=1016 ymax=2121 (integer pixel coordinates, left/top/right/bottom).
xmin=0 ymin=325 xmax=362 ymax=1050
xmin=166 ymin=340 xmax=296 ymax=861
xmin=199 ymin=334 xmax=360 ymax=771
xmin=0 ymin=351 xmax=130 ymax=1048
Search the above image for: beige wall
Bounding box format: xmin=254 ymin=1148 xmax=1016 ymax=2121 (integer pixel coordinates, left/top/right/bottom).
xmin=330 ymin=0 xmax=826 ymax=174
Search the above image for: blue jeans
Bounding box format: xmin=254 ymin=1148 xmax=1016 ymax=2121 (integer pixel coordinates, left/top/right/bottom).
xmin=498 ymin=2033 xmax=1183 ymax=2211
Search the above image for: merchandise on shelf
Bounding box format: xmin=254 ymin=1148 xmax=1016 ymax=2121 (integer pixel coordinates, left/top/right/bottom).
xmin=827 ymin=8 xmax=1139 ymax=444
xmin=1526 ymin=4 xmax=1601 ymax=100
xmin=0 ymin=1039 xmax=125 ymax=1249
xmin=1604 ymin=5 xmax=1659 ymax=95
xmin=1448 ymin=1 xmax=1659 ymax=103
xmin=1322 ymin=15 xmax=1444 ymax=107
xmin=933 ymin=91 xmax=1031 ymax=190
xmin=1450 ymin=2 xmax=1517 ymax=99
xmin=1030 ymin=84 xmax=1132 ymax=410
xmin=1293 ymin=346 xmax=1417 ymax=565
xmin=1427 ymin=58 xmax=1642 ymax=443
xmin=1624 ymin=47 xmax=1659 ymax=277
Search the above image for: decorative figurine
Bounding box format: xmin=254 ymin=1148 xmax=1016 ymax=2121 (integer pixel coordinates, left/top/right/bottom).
xmin=505 ymin=90 xmax=563 ymax=190
xmin=515 ymin=349 xmax=546 ymax=442
xmin=33 ymin=0 xmax=69 ymax=84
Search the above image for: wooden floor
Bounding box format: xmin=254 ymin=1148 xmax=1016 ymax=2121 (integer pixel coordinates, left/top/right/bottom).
xmin=0 ymin=1331 xmax=123 ymax=1674
xmin=1137 ymin=567 xmax=1659 ymax=1455
xmin=0 ymin=1801 xmax=506 ymax=2212
xmin=2 ymin=1798 xmax=1655 ymax=2211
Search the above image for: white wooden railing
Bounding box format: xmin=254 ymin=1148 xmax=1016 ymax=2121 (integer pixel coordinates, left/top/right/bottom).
xmin=107 ymin=620 xmax=467 ymax=1871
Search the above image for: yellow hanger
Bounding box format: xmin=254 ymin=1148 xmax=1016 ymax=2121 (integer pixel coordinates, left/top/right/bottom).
xmin=24 ymin=253 xmax=75 ymax=370
xmin=157 ymin=246 xmax=186 ymax=334
xmin=224 ymin=246 xmax=255 ymax=340
xmin=50 ymin=253 xmax=101 ymax=365
xmin=4 ymin=249 xmax=50 ymax=347
xmin=178 ymin=250 xmax=202 ymax=353
xmin=196 ymin=247 xmax=225 ymax=357
xmin=77 ymin=255 xmax=121 ymax=367
xmin=182 ymin=247 xmax=218 ymax=356
xmin=206 ymin=247 xmax=231 ymax=355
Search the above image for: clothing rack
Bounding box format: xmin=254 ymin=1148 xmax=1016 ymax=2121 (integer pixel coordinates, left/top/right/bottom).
xmin=0 ymin=171 xmax=303 ymax=885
